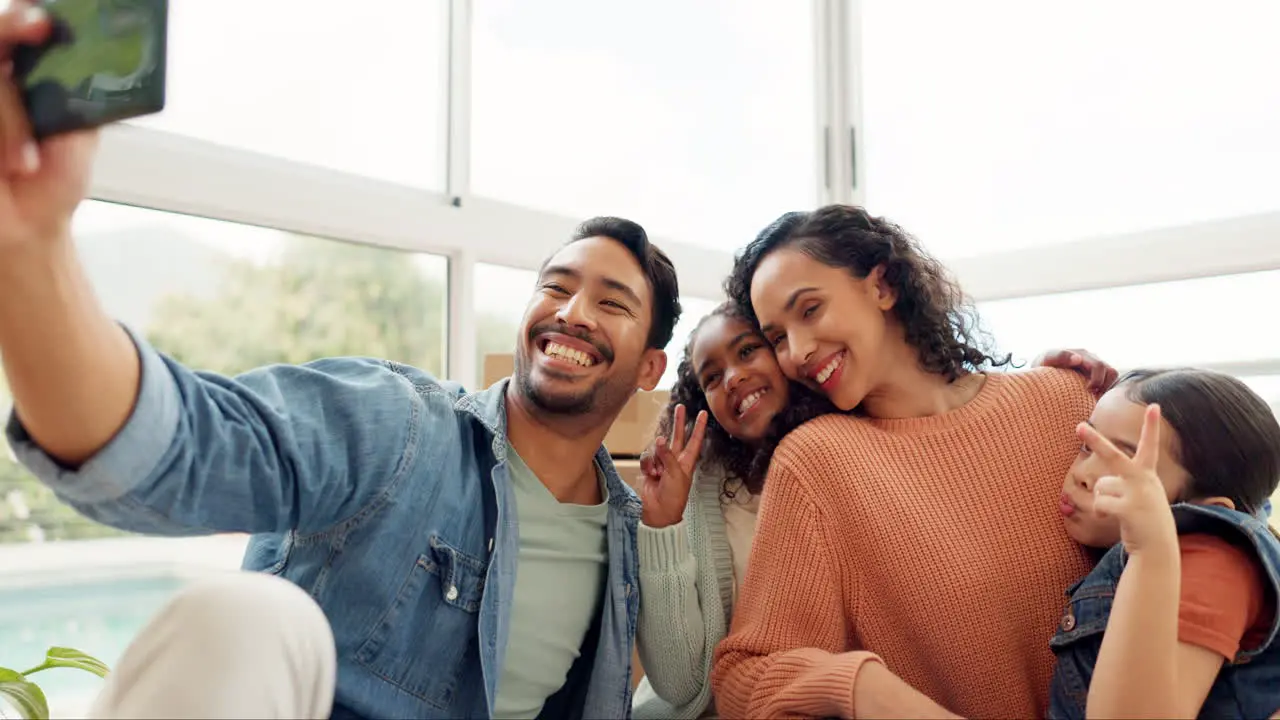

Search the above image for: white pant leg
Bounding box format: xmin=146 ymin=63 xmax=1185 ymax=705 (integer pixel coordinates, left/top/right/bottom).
xmin=88 ymin=572 xmax=336 ymax=719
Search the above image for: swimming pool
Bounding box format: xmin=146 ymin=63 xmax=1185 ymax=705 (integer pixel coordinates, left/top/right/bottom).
xmin=0 ymin=574 xmax=186 ymax=717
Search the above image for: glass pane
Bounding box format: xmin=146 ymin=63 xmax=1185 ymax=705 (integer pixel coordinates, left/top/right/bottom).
xmin=130 ymin=1 xmax=447 ymax=189
xmin=471 ymin=0 xmax=818 ymax=251
xmin=475 ymin=263 xmax=537 ymax=385
xmin=862 ymin=1 xmax=1280 ymax=258
xmin=659 ymin=297 xmax=721 ymax=389
xmin=2 ymin=200 xmax=448 ymax=544
xmin=978 ymin=270 xmax=1280 ymax=370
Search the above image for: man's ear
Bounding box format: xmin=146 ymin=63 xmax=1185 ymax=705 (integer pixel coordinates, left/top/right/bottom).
xmin=636 ymin=348 xmax=668 ymax=392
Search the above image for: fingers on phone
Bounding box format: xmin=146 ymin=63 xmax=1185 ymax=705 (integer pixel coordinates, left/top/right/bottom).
xmin=0 ymin=80 xmax=36 ymax=174
xmin=0 ymin=3 xmax=51 ymax=50
xmin=0 ymin=75 xmax=35 ymax=174
xmin=0 ymin=0 xmax=48 ymax=176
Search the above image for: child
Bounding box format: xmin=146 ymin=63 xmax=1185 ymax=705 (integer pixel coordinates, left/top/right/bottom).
xmin=1050 ymin=368 xmax=1280 ymax=719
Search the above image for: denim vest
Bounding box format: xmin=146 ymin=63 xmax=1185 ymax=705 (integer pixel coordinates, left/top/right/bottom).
xmin=6 ymin=331 xmax=642 ymax=720
xmin=1048 ymin=503 xmax=1280 ymax=720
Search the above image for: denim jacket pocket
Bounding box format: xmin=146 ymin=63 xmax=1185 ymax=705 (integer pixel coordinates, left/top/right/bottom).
xmin=354 ymin=535 xmax=488 ymax=710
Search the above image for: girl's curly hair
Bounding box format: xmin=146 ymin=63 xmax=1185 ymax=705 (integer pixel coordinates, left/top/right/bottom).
xmin=724 ymin=204 xmax=1012 ymax=384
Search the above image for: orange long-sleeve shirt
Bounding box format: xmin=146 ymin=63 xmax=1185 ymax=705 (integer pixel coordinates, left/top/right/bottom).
xmin=711 ymin=369 xmax=1097 ymax=719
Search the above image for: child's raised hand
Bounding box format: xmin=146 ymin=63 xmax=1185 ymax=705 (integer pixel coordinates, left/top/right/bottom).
xmin=1076 ymin=404 xmax=1177 ymax=554
xmin=639 ymin=404 xmax=707 ymax=530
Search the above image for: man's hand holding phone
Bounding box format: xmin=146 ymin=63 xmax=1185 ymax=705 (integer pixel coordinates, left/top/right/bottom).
xmin=0 ymin=1 xmax=97 ymax=248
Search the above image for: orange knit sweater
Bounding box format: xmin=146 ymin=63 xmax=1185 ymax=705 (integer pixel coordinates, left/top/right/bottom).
xmin=711 ymin=369 xmax=1097 ymax=719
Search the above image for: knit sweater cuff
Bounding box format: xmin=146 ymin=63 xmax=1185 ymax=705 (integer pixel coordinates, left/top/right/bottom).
xmin=637 ymin=520 xmax=692 ymax=572
xmin=821 ymin=651 xmax=883 ymax=720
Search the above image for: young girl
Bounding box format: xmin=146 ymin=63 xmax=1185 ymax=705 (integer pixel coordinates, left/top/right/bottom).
xmin=631 ymin=213 xmax=1121 ymax=720
xmin=631 ymin=209 xmax=842 ymax=720
xmin=1052 ymin=368 xmax=1280 ymax=719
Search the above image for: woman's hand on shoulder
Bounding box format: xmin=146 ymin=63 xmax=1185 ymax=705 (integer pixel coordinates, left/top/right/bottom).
xmin=1036 ymin=347 xmax=1119 ymax=397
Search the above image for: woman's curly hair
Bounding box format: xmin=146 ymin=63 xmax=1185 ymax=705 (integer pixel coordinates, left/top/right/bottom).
xmin=721 ymin=205 xmax=1012 ymax=481
xmin=724 ymin=204 xmax=1012 ymax=384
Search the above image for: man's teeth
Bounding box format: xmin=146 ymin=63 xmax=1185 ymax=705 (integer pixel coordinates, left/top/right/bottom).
xmin=738 ymin=389 xmax=766 ymax=415
xmin=544 ymin=341 xmax=595 ymax=367
xmin=815 ymin=354 xmax=843 ymax=384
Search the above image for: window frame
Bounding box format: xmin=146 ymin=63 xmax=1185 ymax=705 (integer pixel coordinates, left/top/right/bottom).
xmin=83 ymin=0 xmax=1280 ymax=386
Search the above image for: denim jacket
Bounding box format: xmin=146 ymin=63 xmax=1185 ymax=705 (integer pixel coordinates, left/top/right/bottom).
xmin=1049 ymin=503 xmax=1280 ymax=720
xmin=6 ymin=331 xmax=642 ymax=720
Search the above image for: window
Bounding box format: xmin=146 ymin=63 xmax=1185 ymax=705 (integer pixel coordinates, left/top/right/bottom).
xmin=977 ymin=270 xmax=1280 ymax=370
xmin=1 ymin=200 xmax=448 ymax=545
xmin=129 ymin=1 xmax=448 ymax=189
xmin=861 ymin=1 xmax=1280 ymax=258
xmin=471 ymin=0 xmax=818 ymax=251
xmin=474 ymin=263 xmax=537 ymax=385
xmin=659 ymin=297 xmax=720 ymax=389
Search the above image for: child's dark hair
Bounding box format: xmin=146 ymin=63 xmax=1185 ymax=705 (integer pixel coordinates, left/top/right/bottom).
xmin=1119 ymin=368 xmax=1280 ymax=516
xmin=725 ymin=204 xmax=1012 ymax=382
xmin=658 ymin=302 xmax=841 ymax=498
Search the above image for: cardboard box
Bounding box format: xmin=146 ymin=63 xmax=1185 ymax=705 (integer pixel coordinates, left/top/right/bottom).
xmin=482 ymin=353 xmax=515 ymax=388
xmin=607 ymin=390 xmax=668 ymax=457
xmin=612 ymin=459 xmax=643 ymax=492
xmin=482 ymin=353 xmax=668 ymax=457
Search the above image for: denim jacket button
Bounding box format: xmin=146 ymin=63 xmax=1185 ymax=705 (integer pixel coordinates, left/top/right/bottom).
xmin=1061 ymin=612 xmax=1076 ymax=631
xmin=446 ymin=585 xmax=459 ymax=601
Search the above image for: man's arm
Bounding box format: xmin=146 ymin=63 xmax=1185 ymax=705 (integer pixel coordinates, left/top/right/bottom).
xmin=0 ymin=238 xmax=142 ymax=467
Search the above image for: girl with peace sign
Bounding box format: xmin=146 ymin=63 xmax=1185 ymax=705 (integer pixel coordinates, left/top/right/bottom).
xmin=1050 ymin=368 xmax=1280 ymax=719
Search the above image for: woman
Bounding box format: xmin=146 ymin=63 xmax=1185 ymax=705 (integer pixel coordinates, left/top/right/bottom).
xmin=705 ymin=204 xmax=1121 ymax=719
xmin=632 ymin=215 xmax=1118 ymax=719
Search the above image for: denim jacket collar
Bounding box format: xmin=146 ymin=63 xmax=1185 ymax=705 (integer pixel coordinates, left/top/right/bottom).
xmin=456 ymin=377 xmax=642 ymax=518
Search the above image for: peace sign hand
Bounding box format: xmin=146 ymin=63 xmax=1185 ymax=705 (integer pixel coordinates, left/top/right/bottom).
xmin=639 ymin=404 xmax=707 ymax=529
xmin=1076 ymin=404 xmax=1177 ymax=555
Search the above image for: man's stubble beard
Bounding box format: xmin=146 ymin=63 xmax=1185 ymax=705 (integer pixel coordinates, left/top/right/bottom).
xmin=515 ymin=351 xmax=637 ymax=419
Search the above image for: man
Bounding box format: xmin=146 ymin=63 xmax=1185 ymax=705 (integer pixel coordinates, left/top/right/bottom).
xmin=0 ymin=5 xmax=679 ymax=718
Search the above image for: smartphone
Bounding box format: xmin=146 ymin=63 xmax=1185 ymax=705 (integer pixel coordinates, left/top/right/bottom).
xmin=12 ymin=0 xmax=167 ymax=140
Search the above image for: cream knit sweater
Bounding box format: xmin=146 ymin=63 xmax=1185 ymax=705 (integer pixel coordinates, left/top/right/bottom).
xmin=632 ymin=462 xmax=736 ymax=720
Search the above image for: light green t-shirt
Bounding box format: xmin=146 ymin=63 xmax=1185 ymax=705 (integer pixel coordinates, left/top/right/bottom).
xmin=493 ymin=444 xmax=610 ymax=719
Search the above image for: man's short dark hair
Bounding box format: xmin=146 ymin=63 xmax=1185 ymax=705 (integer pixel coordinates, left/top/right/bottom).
xmin=557 ymin=216 xmax=681 ymax=350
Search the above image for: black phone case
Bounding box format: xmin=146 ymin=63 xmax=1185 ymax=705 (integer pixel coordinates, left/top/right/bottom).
xmin=12 ymin=0 xmax=167 ymax=140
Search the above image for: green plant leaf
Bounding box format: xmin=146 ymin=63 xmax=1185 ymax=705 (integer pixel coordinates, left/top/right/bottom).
xmin=0 ymin=668 xmax=49 ymax=720
xmin=22 ymin=647 xmax=110 ymax=679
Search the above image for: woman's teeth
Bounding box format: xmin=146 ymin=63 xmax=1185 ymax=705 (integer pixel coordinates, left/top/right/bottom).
xmin=815 ymin=353 xmax=843 ymax=384
xmin=543 ymin=342 xmax=595 ymax=367
xmin=738 ymin=389 xmax=766 ymax=415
